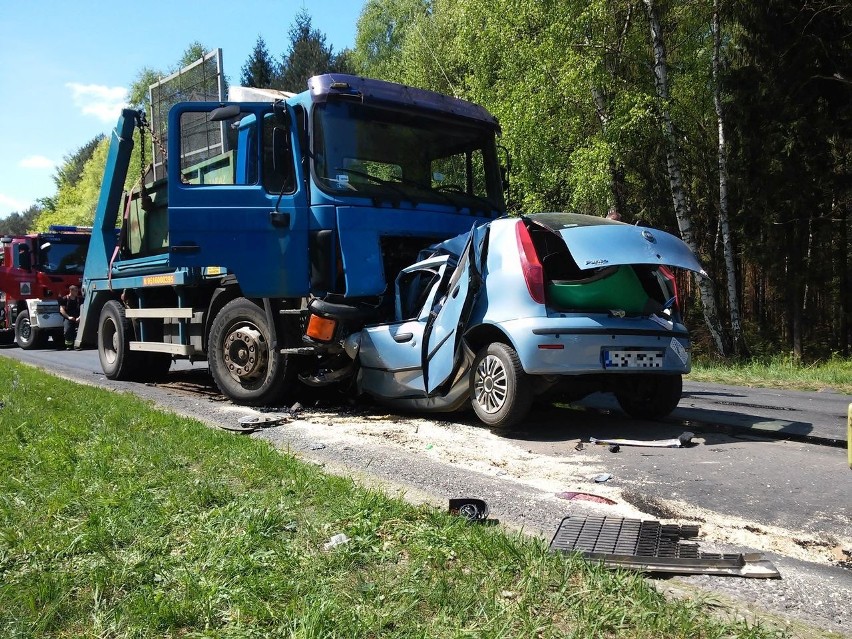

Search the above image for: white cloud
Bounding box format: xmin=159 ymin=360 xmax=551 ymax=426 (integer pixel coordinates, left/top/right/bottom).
xmin=0 ymin=193 xmax=31 ymax=215
xmin=66 ymin=82 xmax=128 ymax=123
xmin=19 ymin=155 xmax=55 ymax=169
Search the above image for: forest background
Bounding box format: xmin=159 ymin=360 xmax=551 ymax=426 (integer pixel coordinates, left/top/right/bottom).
xmin=2 ymin=0 xmax=849 ymax=363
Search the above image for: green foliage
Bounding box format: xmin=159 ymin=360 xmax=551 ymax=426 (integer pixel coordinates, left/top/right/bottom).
xmin=126 ymin=67 xmax=160 ymax=111
xmin=276 ymin=10 xmax=345 ymax=93
xmin=51 ymin=135 xmax=105 ymax=191
xmin=0 ymin=205 xmax=42 ymax=235
xmin=692 ymin=352 xmax=852 ymax=394
xmin=351 ymin=0 xmax=851 ymax=358
xmin=240 ymin=36 xmax=276 ymax=87
xmin=354 ymin=0 xmax=431 ymax=79
xmin=33 ymin=138 xmax=110 ymax=231
xmin=174 ymin=41 xmax=206 ymax=70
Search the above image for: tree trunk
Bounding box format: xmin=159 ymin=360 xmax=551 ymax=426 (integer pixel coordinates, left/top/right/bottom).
xmin=591 ymin=7 xmax=633 ymax=218
xmin=713 ymin=0 xmax=748 ymax=358
xmin=840 ymin=196 xmax=850 ymax=356
xmin=643 ymin=0 xmax=728 ymax=356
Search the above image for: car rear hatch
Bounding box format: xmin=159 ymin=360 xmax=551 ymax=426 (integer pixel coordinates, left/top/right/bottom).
xmin=523 ymin=213 xmax=703 ymax=315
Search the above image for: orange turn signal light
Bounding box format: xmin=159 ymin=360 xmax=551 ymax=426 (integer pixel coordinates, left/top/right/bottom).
xmin=306 ymin=314 xmax=337 ymax=342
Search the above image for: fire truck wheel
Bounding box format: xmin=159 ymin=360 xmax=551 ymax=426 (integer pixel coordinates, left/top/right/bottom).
xmin=98 ymin=300 xmax=142 ymax=380
xmin=15 ymin=310 xmax=47 ymax=350
xmin=209 ymin=298 xmax=290 ymax=406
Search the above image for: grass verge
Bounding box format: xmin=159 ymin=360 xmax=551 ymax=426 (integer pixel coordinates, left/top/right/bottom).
xmin=0 ymin=360 xmax=788 ymax=638
xmin=691 ymin=354 xmax=852 ymax=395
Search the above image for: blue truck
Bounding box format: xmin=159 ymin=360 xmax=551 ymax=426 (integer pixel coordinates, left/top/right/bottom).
xmin=77 ymin=74 xmax=506 ymax=405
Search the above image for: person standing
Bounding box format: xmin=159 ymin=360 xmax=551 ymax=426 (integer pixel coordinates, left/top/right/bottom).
xmin=59 ymin=285 xmax=83 ymax=349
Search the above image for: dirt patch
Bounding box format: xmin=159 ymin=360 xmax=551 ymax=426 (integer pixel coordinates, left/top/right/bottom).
xmin=284 ymin=403 xmax=852 ymax=568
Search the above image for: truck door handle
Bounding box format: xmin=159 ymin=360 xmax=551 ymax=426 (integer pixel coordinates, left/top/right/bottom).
xmin=171 ymin=244 xmax=200 ymax=254
xmin=393 ymin=332 xmax=413 ymax=343
xmin=270 ymin=211 xmax=291 ymax=228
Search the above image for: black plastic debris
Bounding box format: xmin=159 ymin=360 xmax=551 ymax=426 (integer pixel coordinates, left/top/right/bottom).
xmin=549 ymin=515 xmax=779 ymax=578
xmin=219 ymin=413 xmax=289 ymax=434
xmin=449 ymin=498 xmax=489 ymax=522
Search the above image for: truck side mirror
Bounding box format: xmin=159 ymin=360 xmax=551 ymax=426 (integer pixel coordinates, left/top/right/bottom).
xmin=210 ymin=104 xmax=241 ymax=122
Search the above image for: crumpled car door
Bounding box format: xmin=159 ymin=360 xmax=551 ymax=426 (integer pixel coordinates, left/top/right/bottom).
xmin=421 ymin=228 xmax=482 ymax=395
xmin=355 ymin=255 xmax=450 ymax=397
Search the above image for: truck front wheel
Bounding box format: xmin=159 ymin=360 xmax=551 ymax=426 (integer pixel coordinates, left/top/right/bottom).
xmin=99 ymin=300 xmax=142 ymax=380
xmin=15 ymin=310 xmax=46 ymax=350
xmin=209 ymin=298 xmax=290 ymax=406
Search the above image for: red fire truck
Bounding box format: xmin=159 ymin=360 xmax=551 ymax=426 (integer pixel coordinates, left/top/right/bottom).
xmin=0 ymin=226 xmax=91 ymax=349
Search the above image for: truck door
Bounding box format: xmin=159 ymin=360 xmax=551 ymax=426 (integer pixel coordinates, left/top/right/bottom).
xmin=167 ymin=102 xmax=310 ymax=298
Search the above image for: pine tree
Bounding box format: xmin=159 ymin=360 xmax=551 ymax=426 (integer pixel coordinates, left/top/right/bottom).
xmin=240 ymin=36 xmax=276 ymax=88
xmin=277 ymin=10 xmax=336 ymax=93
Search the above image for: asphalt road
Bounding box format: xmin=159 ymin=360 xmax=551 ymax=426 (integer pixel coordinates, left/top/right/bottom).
xmin=2 ymin=343 xmax=851 ymax=634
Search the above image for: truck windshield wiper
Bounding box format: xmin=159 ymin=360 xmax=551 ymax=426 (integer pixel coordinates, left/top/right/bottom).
xmin=334 ymin=168 xmax=465 ymax=209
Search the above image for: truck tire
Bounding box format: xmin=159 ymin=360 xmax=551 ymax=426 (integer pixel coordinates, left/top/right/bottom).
xmin=15 ymin=310 xmax=47 ymax=350
xmin=614 ymin=373 xmax=683 ymax=420
xmin=208 ymin=298 xmax=290 ymax=406
xmin=98 ymin=300 xmax=142 ymax=380
xmin=469 ymin=342 xmax=533 ymax=430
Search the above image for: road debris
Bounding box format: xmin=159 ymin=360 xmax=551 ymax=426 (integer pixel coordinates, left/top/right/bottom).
xmin=449 ymin=498 xmax=490 ymax=522
xmin=593 ymin=473 xmax=612 ymax=483
xmin=323 ymin=533 xmax=350 ymax=550
xmin=590 ymin=431 xmax=695 ymax=448
xmin=219 ymin=413 xmax=289 ymax=433
xmin=550 ymin=515 xmax=780 ymax=578
xmin=555 ymin=491 xmax=616 ymax=505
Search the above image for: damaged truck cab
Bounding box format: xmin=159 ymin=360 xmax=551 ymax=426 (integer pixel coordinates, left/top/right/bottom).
xmin=78 ymin=74 xmax=505 ymax=404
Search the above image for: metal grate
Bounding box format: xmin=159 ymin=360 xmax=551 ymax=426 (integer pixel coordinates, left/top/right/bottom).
xmin=549 ymin=515 xmax=780 ymax=578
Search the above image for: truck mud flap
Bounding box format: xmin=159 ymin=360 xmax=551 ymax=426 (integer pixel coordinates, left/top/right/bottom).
xmin=549 ymin=515 xmax=779 ymax=578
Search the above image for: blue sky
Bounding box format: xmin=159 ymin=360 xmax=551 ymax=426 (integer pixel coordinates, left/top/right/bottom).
xmin=0 ymin=1 xmax=364 ymax=218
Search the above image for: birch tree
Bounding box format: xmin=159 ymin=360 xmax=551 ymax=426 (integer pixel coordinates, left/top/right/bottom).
xmin=643 ymin=0 xmax=727 ymax=355
xmin=712 ymin=0 xmax=747 ymax=357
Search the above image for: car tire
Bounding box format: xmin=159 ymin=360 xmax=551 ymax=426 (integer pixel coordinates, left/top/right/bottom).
xmin=470 ymin=342 xmax=533 ymax=430
xmin=208 ymin=298 xmax=291 ymax=406
xmin=614 ymin=373 xmax=683 ymax=419
xmin=99 ymin=300 xmax=143 ymax=380
xmin=15 ymin=310 xmax=47 ymax=350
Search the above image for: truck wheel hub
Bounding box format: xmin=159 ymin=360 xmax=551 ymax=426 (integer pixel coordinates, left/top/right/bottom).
xmin=223 ymin=327 xmax=268 ymax=380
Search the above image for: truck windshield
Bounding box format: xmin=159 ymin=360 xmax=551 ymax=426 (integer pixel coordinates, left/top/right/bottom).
xmin=39 ymin=239 xmax=88 ymax=275
xmin=313 ymin=101 xmax=505 ymax=214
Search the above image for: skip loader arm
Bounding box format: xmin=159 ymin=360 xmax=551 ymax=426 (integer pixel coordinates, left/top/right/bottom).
xmin=76 ymin=109 xmax=141 ymax=348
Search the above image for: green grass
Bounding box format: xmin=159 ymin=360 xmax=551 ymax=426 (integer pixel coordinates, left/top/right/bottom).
xmin=691 ymin=353 xmax=852 ymax=395
xmin=0 ymin=361 xmax=789 ymax=638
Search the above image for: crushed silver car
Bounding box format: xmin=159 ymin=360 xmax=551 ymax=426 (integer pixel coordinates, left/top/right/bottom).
xmin=305 ymin=212 xmax=705 ymax=429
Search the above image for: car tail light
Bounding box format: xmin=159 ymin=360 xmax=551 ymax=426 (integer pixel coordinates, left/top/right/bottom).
xmin=659 ymin=266 xmax=679 ymax=311
xmin=515 ymin=220 xmax=545 ymax=304
xmin=306 ymin=314 xmax=337 ymax=342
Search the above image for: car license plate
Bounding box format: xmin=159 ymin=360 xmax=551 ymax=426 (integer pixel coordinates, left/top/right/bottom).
xmin=603 ymin=349 xmax=664 ymax=369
